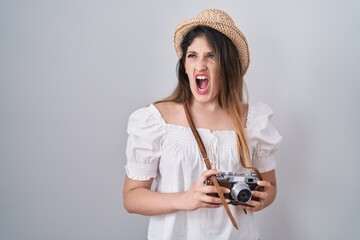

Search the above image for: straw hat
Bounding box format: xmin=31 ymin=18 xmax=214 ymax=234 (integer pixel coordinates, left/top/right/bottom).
xmin=174 ymin=9 xmax=250 ymax=74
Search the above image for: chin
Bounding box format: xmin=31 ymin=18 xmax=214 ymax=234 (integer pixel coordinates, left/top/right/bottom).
xmin=193 ymin=95 xmax=217 ymax=104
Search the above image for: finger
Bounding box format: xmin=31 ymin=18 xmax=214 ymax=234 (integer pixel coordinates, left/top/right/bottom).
xmin=201 ymin=194 xmax=231 ymax=205
xmin=202 ymin=169 xmax=222 ymax=178
xmin=252 ymin=200 xmax=264 ymax=211
xmin=200 ymin=185 xmax=230 ymax=194
xmin=251 ymin=190 xmax=268 ymax=200
xmin=220 ymin=186 xmax=231 ymax=194
xmin=236 ymin=203 xmax=255 ymax=211
xmin=237 ymin=200 xmax=263 ymax=212
xmin=257 ymin=180 xmax=271 ymax=188
xmin=196 ymin=169 xmax=222 ymax=185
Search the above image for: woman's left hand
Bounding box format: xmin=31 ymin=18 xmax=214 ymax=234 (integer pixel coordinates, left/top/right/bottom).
xmin=237 ymin=180 xmax=271 ymax=212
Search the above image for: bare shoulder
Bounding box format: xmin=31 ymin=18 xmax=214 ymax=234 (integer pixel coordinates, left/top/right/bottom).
xmin=240 ymin=102 xmax=249 ymax=116
xmin=154 ymin=101 xmax=181 ymax=114
xmin=154 ymin=101 xmax=187 ymax=125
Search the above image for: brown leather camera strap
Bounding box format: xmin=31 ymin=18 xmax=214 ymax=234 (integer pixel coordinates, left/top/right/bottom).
xmin=184 ymin=103 xmax=238 ymax=230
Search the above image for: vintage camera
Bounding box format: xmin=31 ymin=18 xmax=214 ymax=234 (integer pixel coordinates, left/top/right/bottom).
xmin=204 ymin=172 xmax=263 ymax=205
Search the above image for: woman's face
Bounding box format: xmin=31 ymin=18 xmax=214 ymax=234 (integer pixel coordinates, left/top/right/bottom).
xmin=184 ymin=35 xmax=221 ymax=105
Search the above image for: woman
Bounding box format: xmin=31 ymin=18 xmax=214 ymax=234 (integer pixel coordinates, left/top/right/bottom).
xmin=123 ymin=9 xmax=282 ymax=240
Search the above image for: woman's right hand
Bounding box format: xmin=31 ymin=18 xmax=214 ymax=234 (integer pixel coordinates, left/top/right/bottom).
xmin=178 ymin=169 xmax=231 ymax=211
xmin=123 ymin=169 xmax=231 ymax=216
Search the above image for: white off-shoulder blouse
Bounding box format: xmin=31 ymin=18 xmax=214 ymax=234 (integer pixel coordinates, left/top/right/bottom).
xmin=125 ymin=103 xmax=282 ymax=240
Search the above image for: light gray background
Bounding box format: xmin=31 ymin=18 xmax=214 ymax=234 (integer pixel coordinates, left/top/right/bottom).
xmin=1 ymin=0 xmax=359 ymax=239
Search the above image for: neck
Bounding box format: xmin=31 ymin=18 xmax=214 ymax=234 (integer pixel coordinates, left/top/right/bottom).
xmin=186 ymin=100 xmax=233 ymax=131
xmin=190 ymin=99 xmax=221 ymax=113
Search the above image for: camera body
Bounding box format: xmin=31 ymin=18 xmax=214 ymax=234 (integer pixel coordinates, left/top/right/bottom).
xmin=204 ymin=172 xmax=263 ymax=205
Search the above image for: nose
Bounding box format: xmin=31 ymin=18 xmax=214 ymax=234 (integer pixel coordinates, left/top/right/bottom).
xmin=195 ymin=58 xmax=207 ymax=71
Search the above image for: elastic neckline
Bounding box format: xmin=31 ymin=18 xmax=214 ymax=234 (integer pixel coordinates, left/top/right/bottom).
xmin=149 ymin=103 xmax=252 ymax=133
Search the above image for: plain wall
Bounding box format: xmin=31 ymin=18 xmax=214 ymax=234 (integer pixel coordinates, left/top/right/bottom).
xmin=1 ymin=0 xmax=359 ymax=239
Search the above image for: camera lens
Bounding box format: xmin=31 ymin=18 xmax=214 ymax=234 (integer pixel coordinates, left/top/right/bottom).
xmin=231 ymin=182 xmax=252 ymax=204
xmin=237 ymin=189 xmax=252 ymax=203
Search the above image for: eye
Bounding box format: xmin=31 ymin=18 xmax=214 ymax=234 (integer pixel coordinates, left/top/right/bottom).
xmin=207 ymin=53 xmax=215 ymax=59
xmin=187 ymin=53 xmax=196 ymax=59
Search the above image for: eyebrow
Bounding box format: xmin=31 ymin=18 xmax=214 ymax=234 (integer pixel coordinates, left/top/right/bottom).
xmin=186 ymin=50 xmax=215 ymax=55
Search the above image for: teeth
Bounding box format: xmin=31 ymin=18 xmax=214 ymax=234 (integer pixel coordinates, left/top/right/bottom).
xmin=196 ymin=76 xmax=207 ymax=80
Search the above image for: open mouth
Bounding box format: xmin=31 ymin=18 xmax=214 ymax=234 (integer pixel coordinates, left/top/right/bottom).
xmin=196 ymin=75 xmax=209 ymax=94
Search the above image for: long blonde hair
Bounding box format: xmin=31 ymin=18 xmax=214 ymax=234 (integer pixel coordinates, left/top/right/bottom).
xmin=159 ymin=26 xmax=251 ymax=168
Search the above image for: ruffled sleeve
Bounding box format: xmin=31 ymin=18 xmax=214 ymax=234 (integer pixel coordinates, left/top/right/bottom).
xmin=125 ymin=104 xmax=166 ymax=180
xmin=246 ymin=103 xmax=282 ymax=173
